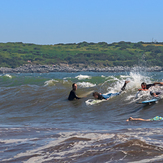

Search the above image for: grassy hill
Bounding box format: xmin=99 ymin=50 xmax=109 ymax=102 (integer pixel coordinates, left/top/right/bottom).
xmin=0 ymin=41 xmax=163 ymax=68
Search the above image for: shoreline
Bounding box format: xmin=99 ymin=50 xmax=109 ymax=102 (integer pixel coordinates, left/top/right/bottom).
xmin=0 ymin=64 xmax=163 ymax=73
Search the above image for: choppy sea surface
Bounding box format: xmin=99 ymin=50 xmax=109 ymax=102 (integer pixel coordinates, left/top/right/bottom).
xmin=0 ymin=70 xmax=163 ymax=163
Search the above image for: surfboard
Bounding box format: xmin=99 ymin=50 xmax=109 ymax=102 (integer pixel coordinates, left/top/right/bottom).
xmin=137 ymin=97 xmax=160 ymax=104
xmin=85 ymin=92 xmax=121 ymax=105
xmin=85 ymin=99 xmax=106 ymax=105
xmin=135 ymin=91 xmax=140 ymax=99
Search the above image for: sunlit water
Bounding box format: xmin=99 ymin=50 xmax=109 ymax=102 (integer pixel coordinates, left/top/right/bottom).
xmin=0 ymin=70 xmax=163 ymax=162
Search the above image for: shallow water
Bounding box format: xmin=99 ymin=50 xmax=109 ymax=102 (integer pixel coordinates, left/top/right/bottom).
xmin=0 ymin=71 xmax=163 ymax=162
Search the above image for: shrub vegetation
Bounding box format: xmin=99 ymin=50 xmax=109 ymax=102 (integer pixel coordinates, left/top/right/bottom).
xmin=0 ymin=41 xmax=163 ymax=68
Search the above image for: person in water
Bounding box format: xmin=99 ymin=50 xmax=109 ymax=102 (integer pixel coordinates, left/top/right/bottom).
xmin=138 ymin=82 xmax=163 ymax=91
xmin=93 ymin=81 xmax=130 ymax=100
xmin=126 ymin=116 xmax=163 ymax=122
xmin=138 ymin=82 xmax=163 ymax=97
xmin=68 ymin=83 xmax=81 ymax=101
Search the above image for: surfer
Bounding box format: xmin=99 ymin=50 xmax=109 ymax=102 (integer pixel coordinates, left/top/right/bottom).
xmin=138 ymin=82 xmax=163 ymax=91
xmin=68 ymin=83 xmax=81 ymax=101
xmin=138 ymin=82 xmax=163 ymax=97
xmin=92 ymin=81 xmax=130 ymax=100
xmin=126 ymin=116 xmax=163 ymax=122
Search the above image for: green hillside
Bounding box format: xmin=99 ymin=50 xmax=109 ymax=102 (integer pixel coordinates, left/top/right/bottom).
xmin=0 ymin=41 xmax=163 ymax=68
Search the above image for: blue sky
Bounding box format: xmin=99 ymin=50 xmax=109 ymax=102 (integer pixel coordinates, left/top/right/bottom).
xmin=0 ymin=0 xmax=163 ymax=44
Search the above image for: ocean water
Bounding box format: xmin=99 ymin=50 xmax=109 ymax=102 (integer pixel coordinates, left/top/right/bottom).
xmin=0 ymin=70 xmax=163 ymax=163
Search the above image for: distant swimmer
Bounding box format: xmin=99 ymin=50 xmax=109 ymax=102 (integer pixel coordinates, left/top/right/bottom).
xmin=92 ymin=81 xmax=130 ymax=100
xmin=138 ymin=82 xmax=163 ymax=97
xmin=126 ymin=116 xmax=163 ymax=122
xmin=68 ymin=83 xmax=81 ymax=101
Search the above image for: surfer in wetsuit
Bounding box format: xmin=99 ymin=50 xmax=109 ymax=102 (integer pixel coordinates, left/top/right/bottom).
xmin=68 ymin=83 xmax=81 ymax=101
xmin=138 ymin=82 xmax=163 ymax=97
xmin=138 ymin=82 xmax=163 ymax=91
xmin=92 ymin=81 xmax=130 ymax=100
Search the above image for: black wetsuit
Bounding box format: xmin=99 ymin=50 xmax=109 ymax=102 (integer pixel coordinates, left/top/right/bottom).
xmin=97 ymin=94 xmax=105 ymax=100
xmin=145 ymin=84 xmax=155 ymax=89
xmin=68 ymin=90 xmax=80 ymax=101
xmin=121 ymin=82 xmax=127 ymax=91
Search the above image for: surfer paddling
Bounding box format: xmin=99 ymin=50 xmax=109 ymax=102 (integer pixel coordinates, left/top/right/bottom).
xmin=138 ymin=82 xmax=163 ymax=97
xmin=68 ymin=83 xmax=81 ymax=101
xmin=93 ymin=81 xmax=130 ymax=100
xmin=126 ymin=116 xmax=163 ymax=122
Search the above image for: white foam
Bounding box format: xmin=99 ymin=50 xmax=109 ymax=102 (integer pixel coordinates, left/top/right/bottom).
xmin=24 ymin=155 xmax=53 ymax=163
xmin=2 ymin=129 xmax=163 ymax=162
xmin=75 ymin=74 xmax=91 ymax=80
xmin=4 ymin=74 xmax=12 ymax=78
xmin=2 ymin=132 xmax=114 ymax=162
xmin=77 ymin=82 xmax=96 ymax=88
xmin=85 ymin=99 xmax=106 ymax=105
xmin=44 ymin=79 xmax=58 ymax=86
xmin=120 ymin=75 xmax=130 ymax=78
xmin=0 ymin=138 xmax=32 ymax=144
xmin=63 ymin=77 xmax=71 ymax=80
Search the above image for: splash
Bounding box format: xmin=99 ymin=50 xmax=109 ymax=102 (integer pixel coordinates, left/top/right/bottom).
xmin=100 ymin=70 xmax=154 ymax=104
xmin=106 ymin=71 xmax=152 ymax=93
